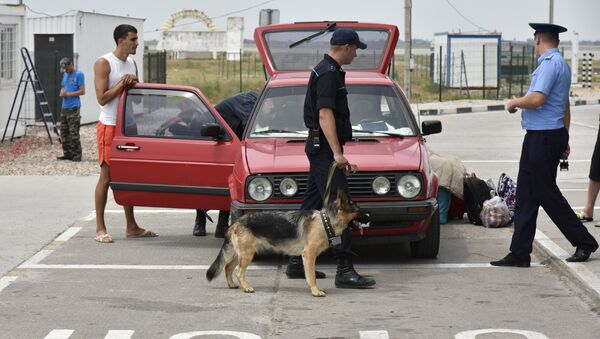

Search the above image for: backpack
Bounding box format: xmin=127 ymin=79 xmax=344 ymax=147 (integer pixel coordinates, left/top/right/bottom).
xmin=463 ymin=175 xmax=493 ymax=225
xmin=497 ymin=173 xmax=517 ymax=220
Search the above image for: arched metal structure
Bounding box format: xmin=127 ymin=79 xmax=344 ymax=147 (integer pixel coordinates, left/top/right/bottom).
xmin=160 ymin=9 xmax=217 ymax=32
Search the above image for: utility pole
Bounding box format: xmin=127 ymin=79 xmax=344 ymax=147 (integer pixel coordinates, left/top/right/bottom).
xmin=404 ymin=0 xmax=412 ymax=101
xmin=549 ymin=0 xmax=554 ymax=23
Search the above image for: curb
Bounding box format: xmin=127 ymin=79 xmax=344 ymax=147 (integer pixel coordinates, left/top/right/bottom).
xmin=417 ymin=99 xmax=600 ymax=116
xmin=532 ymin=234 xmax=600 ymax=309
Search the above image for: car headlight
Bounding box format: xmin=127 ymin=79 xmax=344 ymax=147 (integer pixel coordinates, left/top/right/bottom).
xmin=279 ymin=177 xmax=298 ymax=197
xmin=397 ymin=174 xmax=421 ymax=198
xmin=372 ymin=176 xmax=391 ymax=195
xmin=248 ymin=177 xmax=273 ymax=201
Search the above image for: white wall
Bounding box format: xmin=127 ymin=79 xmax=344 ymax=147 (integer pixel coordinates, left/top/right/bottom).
xmin=0 ymin=4 xmax=25 ymax=139
xmin=26 ymin=12 xmax=145 ymax=125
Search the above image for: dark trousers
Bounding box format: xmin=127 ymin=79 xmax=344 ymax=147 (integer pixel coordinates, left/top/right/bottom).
xmin=510 ymin=128 xmax=599 ymax=260
xmin=301 ymin=151 xmax=353 ymax=259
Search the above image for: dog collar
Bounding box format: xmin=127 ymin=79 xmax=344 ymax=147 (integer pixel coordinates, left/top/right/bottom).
xmin=320 ymin=210 xmax=340 ymax=247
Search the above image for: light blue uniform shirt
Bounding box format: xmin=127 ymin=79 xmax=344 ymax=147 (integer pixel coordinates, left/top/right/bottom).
xmin=521 ymin=48 xmax=571 ymax=130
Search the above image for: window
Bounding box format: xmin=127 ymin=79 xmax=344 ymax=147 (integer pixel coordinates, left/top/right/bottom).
xmin=124 ymin=88 xmax=221 ymax=140
xmin=0 ymin=24 xmax=16 ymax=87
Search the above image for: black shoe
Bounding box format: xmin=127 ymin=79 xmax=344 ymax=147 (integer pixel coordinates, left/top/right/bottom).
xmin=490 ymin=253 xmax=530 ymax=267
xmin=285 ymin=256 xmax=326 ymax=279
xmin=335 ymin=267 xmax=375 ymax=289
xmin=71 ymin=155 xmax=81 ymax=162
xmin=566 ymin=248 xmax=593 ymax=262
xmin=193 ymin=210 xmax=207 ymax=237
xmin=214 ymin=224 xmax=228 ymax=238
xmin=57 ymin=155 xmax=72 ymax=160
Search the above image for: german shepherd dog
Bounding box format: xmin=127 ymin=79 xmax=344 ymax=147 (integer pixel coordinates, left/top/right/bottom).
xmin=206 ymin=189 xmax=368 ymax=297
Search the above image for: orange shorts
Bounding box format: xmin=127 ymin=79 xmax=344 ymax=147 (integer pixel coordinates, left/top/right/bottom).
xmin=97 ymin=121 xmax=116 ymax=166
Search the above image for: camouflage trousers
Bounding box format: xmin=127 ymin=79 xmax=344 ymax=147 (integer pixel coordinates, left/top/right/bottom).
xmin=60 ymin=107 xmax=82 ymax=158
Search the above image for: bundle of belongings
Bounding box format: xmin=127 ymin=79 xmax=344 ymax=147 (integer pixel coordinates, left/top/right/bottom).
xmin=429 ymin=151 xmax=467 ymax=224
xmin=463 ymin=172 xmax=517 ymax=228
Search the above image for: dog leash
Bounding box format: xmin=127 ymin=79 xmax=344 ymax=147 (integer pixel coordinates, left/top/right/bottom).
xmin=321 ymin=161 xmax=342 ymax=246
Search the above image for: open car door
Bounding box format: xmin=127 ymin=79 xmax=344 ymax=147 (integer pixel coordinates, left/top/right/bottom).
xmin=254 ymin=21 xmax=399 ymax=77
xmin=109 ymin=83 xmax=239 ymax=210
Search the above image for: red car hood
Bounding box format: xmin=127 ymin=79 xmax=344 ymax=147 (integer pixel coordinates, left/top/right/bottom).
xmin=245 ymin=138 xmax=422 ymax=174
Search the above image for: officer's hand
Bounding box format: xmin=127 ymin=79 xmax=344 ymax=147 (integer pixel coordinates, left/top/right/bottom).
xmin=345 ymin=163 xmax=358 ymax=175
xmin=334 ymin=153 xmax=349 ymax=170
xmin=506 ymin=96 xmax=518 ymax=114
xmin=155 ymin=127 xmax=166 ymax=136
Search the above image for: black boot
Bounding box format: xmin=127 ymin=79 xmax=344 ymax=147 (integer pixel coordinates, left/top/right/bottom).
xmin=214 ymin=211 xmax=230 ymax=238
xmin=285 ymin=256 xmax=326 ymax=279
xmin=193 ymin=210 xmax=207 ymax=236
xmin=335 ymin=257 xmax=375 ymax=289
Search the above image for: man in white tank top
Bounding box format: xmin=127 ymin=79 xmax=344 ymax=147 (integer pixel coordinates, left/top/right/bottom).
xmin=92 ymin=24 xmax=158 ymax=243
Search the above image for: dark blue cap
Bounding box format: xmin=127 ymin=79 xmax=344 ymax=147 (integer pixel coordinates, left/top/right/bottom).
xmin=529 ymin=23 xmax=567 ymax=34
xmin=330 ymin=28 xmax=367 ymax=49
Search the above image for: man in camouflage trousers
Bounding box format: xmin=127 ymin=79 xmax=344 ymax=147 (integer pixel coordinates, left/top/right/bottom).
xmin=57 ymin=57 xmax=85 ymax=162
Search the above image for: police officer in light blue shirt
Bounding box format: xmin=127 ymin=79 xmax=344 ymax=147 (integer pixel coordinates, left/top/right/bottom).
xmin=491 ymin=23 xmax=598 ymax=267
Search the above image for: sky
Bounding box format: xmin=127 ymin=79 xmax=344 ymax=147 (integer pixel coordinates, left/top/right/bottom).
xmin=13 ymin=0 xmax=600 ymax=42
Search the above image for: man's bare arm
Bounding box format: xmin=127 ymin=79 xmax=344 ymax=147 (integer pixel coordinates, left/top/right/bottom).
xmin=506 ymin=92 xmax=547 ymax=112
xmin=94 ymin=58 xmax=137 ymax=106
xmin=61 ymin=85 xmax=85 ymax=97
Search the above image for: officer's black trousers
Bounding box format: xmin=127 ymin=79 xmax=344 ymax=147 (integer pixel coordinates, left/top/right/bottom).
xmin=510 ymin=128 xmax=599 ymax=260
xmin=301 ymin=151 xmax=353 ymax=259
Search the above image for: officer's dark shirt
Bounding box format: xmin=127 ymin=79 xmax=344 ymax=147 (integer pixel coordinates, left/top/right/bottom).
xmin=214 ymin=91 xmax=258 ymax=139
xmin=303 ymin=54 xmax=352 ymax=154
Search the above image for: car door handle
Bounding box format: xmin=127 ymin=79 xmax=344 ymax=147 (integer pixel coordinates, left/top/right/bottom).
xmin=116 ymin=144 xmax=140 ymax=151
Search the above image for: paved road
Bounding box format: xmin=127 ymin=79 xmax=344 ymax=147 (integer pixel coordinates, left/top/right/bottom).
xmin=1 ymin=105 xmax=599 ymax=338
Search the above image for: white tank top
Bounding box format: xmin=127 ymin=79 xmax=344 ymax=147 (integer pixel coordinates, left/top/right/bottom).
xmin=98 ymin=52 xmax=137 ymax=125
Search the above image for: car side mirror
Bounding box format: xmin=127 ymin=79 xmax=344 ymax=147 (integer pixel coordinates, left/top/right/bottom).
xmin=421 ymin=120 xmax=442 ymax=136
xmin=201 ymin=123 xmax=222 ymax=139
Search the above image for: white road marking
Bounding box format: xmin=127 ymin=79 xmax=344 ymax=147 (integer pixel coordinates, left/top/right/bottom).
xmin=19 ymin=249 xmax=54 ymax=267
xmin=82 ymin=212 xmax=96 ymax=221
xmin=55 ymin=227 xmax=82 ymax=242
xmin=19 ymin=263 xmax=543 ymax=270
xmin=535 ymin=230 xmax=600 ymax=299
xmin=462 ymin=159 xmax=590 ymax=163
xmin=0 ymin=276 xmax=18 ymax=293
xmin=105 ymin=330 xmax=135 ymax=339
xmin=359 ymin=330 xmax=389 ymax=339
xmin=43 ymin=329 xmax=74 ymax=339
xmin=571 ymin=121 xmax=598 ymax=130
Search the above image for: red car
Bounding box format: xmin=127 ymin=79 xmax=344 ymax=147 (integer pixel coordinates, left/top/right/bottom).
xmin=110 ymin=22 xmax=442 ymax=258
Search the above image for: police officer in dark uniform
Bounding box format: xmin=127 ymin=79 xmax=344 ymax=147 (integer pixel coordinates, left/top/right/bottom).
xmin=285 ymin=28 xmax=375 ymax=289
xmin=491 ymin=23 xmax=599 ymax=267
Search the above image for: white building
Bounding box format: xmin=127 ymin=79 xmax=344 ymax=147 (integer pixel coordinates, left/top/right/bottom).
xmin=0 ymin=3 xmax=26 ymax=139
xmin=158 ymin=17 xmax=243 ymax=61
xmin=26 ymin=11 xmax=145 ymax=125
xmin=432 ymin=32 xmax=501 ymax=89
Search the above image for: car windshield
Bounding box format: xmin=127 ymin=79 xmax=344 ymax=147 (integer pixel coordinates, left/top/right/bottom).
xmin=263 ymin=29 xmax=390 ymax=71
xmin=248 ymin=85 xmax=416 ymax=138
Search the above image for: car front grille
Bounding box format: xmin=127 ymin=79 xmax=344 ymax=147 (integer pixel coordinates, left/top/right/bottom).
xmin=271 ymin=172 xmax=400 ymax=199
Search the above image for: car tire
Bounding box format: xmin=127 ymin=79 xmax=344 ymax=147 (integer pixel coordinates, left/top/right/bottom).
xmin=410 ymin=207 xmax=440 ymax=258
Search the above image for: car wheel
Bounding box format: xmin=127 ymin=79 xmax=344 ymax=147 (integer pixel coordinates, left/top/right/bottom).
xmin=410 ymin=207 xmax=440 ymax=258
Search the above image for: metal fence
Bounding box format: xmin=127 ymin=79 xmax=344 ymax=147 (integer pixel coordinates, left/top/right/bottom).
xmin=144 ymin=50 xmax=167 ymax=83
xmin=404 ymin=42 xmax=600 ymax=102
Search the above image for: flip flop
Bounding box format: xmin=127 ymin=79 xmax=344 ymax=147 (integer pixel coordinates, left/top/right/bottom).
xmin=575 ymin=210 xmax=593 ymax=222
xmin=94 ymin=233 xmax=114 ymax=243
xmin=126 ymin=229 xmax=158 ymax=238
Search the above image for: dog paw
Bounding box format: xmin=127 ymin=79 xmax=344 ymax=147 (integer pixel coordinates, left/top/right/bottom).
xmin=228 ymin=283 xmax=239 ymax=289
xmin=243 ymin=286 xmax=255 ymax=293
xmin=311 ymin=288 xmax=326 ymax=297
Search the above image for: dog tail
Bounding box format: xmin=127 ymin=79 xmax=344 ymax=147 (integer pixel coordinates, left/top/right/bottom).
xmin=206 ymin=235 xmax=233 ymax=281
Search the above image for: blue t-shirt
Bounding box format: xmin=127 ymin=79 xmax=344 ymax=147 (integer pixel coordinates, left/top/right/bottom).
xmin=61 ymin=70 xmax=84 ymax=108
xmin=521 ymin=48 xmax=571 ymax=130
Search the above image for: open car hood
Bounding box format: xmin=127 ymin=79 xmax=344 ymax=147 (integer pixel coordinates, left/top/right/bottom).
xmin=254 ymin=22 xmax=399 ymax=77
